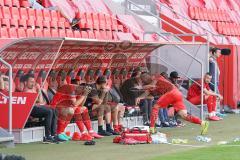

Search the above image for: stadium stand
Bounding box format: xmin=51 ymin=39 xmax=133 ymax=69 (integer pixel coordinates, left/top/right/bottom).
xmin=0 ymin=0 xmax=239 ymax=145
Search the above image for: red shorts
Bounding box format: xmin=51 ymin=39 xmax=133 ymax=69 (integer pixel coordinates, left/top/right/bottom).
xmin=156 ymin=88 xmax=186 ymax=112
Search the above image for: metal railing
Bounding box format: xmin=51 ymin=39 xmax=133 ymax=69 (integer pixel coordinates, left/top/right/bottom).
xmin=143 ymin=31 xmax=206 ymax=119
xmin=0 ymin=58 xmax=13 ymax=134
xmin=152 ymin=0 xmax=226 ymax=43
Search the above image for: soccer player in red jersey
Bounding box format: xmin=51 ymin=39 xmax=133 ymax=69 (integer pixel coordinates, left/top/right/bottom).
xmin=139 ymin=73 xmax=209 ymax=135
xmin=51 ymin=71 xmax=103 ymax=141
xmin=187 ymin=73 xmax=223 ymax=121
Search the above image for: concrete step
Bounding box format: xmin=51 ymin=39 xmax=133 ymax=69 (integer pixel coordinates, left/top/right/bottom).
xmin=0 ymin=127 xmax=14 ymax=148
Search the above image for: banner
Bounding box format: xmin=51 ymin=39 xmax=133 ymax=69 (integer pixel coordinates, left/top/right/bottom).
xmin=0 ymin=92 xmax=37 ymax=129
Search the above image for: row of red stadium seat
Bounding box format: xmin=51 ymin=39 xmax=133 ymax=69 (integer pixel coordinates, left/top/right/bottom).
xmin=0 ymin=0 xmax=29 ymax=8
xmin=215 ymin=22 xmax=240 ymax=36
xmin=0 ymin=27 xmax=122 ymax=40
xmin=0 ymin=6 xmax=124 ymax=32
xmin=188 ymin=6 xmax=231 ymax=22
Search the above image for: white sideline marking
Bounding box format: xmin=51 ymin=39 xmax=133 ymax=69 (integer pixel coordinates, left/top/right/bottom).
xmin=165 ymin=143 xmax=208 ymax=148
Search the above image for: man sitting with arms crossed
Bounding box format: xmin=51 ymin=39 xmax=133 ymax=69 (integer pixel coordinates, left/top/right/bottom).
xmin=24 ymin=74 xmax=58 ymax=143
xmin=187 ymin=73 xmax=223 ymax=121
xmin=138 ymin=73 xmax=209 ymax=135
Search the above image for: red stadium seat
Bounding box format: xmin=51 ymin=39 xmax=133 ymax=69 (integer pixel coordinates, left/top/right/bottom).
xmin=94 ymin=30 xmax=101 ymax=39
xmin=1 ymin=19 xmax=10 ymax=28
xmin=66 ymin=29 xmax=74 ymax=37
xmin=43 ymin=20 xmax=50 ymax=29
xmin=10 ymin=19 xmax=18 ymax=28
xmin=35 ymin=20 xmax=43 ymax=29
xmin=17 ymin=28 xmax=27 ymax=38
xmin=12 ymin=0 xmax=20 ymax=7
xmin=50 ymin=29 xmax=59 ymax=37
xmin=111 ymin=15 xmax=118 ymax=31
xmin=26 ymin=28 xmax=35 ymax=37
xmin=50 ymin=10 xmax=58 ymax=21
xmin=43 ymin=29 xmax=51 ymax=37
xmin=27 ymin=8 xmax=36 ymax=20
xmin=86 ymin=13 xmax=94 ymax=29
xmin=35 ymin=9 xmax=44 ymax=21
xmin=26 ymin=19 xmax=35 ymax=28
xmin=188 ymin=6 xmax=195 ymax=19
xmin=10 ymin=7 xmax=20 ymax=19
xmin=0 ymin=0 xmax=3 ymax=6
xmin=99 ymin=13 xmax=106 ymax=30
xmin=59 ymin=29 xmax=66 ymax=37
xmin=105 ymin=15 xmax=112 ymax=30
xmin=106 ymin=31 xmax=113 ymax=40
xmin=0 ymin=27 xmax=9 ymax=38
xmin=57 ymin=21 xmax=65 ymax=29
xmin=64 ymin=21 xmax=71 ymax=29
xmin=8 ymin=28 xmax=18 ymax=38
xmin=2 ymin=6 xmax=11 ymax=19
xmin=92 ymin=13 xmax=100 ymax=30
xmin=99 ymin=31 xmax=107 ymax=40
xmin=76 ymin=12 xmax=87 ymax=29
xmin=202 ymin=8 xmax=208 ymax=21
xmin=87 ymin=30 xmax=95 ymax=39
xmin=20 ymin=0 xmax=30 ymax=8
xmin=43 ymin=10 xmax=51 ymax=21
xmin=50 ymin=20 xmax=58 ymax=29
xmin=34 ymin=28 xmax=43 ymax=37
xmin=73 ymin=30 xmax=81 ymax=38
xmin=81 ymin=31 xmax=88 ymax=38
xmin=20 ymin=8 xmax=29 ymax=24
xmin=4 ymin=0 xmax=12 ymax=7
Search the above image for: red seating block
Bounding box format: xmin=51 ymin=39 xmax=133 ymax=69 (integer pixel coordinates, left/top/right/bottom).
xmin=76 ymin=12 xmax=87 ymax=29
xmin=34 ymin=28 xmax=43 ymax=37
xmin=17 ymin=28 xmax=27 ymax=38
xmin=10 ymin=7 xmax=20 ymax=19
xmin=50 ymin=29 xmax=59 ymax=37
xmin=94 ymin=30 xmax=101 ymax=39
xmin=85 ymin=13 xmax=93 ymax=29
xmin=92 ymin=13 xmax=100 ymax=30
xmin=66 ymin=29 xmax=74 ymax=37
xmin=50 ymin=10 xmax=58 ymax=21
xmin=105 ymin=15 xmax=112 ymax=30
xmin=188 ymin=6 xmax=195 ymax=19
xmin=43 ymin=29 xmax=51 ymax=37
xmin=12 ymin=0 xmax=20 ymax=7
xmin=35 ymin=9 xmax=44 ymax=20
xmin=59 ymin=29 xmax=66 ymax=37
xmin=8 ymin=28 xmax=18 ymax=38
xmin=1 ymin=19 xmax=10 ymax=28
xmin=27 ymin=8 xmax=36 ymax=20
xmin=20 ymin=8 xmax=28 ymax=19
xmin=0 ymin=0 xmax=3 ymax=6
xmin=0 ymin=27 xmax=9 ymax=38
xmin=50 ymin=20 xmax=58 ymax=29
xmin=100 ymin=31 xmax=107 ymax=40
xmin=81 ymin=31 xmax=88 ymax=38
xmin=4 ymin=0 xmax=12 ymax=7
xmin=2 ymin=6 xmax=11 ymax=19
xmin=73 ymin=30 xmax=81 ymax=38
xmin=26 ymin=28 xmax=35 ymax=37
xmin=26 ymin=19 xmax=34 ymax=28
xmin=35 ymin=20 xmax=43 ymax=29
xmin=10 ymin=19 xmax=18 ymax=27
xmin=87 ymin=30 xmax=95 ymax=39
xmin=43 ymin=10 xmax=51 ymax=21
xmin=99 ymin=13 xmax=106 ymax=30
xmin=111 ymin=15 xmax=118 ymax=31
xmin=20 ymin=0 xmax=30 ymax=8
